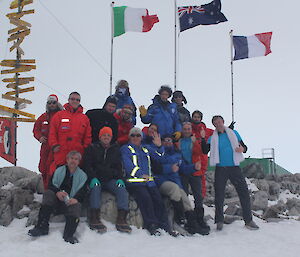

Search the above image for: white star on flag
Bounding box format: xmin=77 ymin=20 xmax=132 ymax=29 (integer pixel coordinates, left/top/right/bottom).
xmin=188 ymin=17 xmax=193 ymax=24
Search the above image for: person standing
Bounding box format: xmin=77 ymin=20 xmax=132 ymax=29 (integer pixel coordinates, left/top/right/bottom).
xmin=83 ymin=127 xmax=131 ymax=233
xmin=112 ymin=80 xmax=137 ymax=125
xmin=28 ymin=151 xmax=88 ymax=244
xmin=177 ymin=122 xmax=210 ymax=233
xmin=203 ymin=115 xmax=259 ymax=231
xmin=33 ymin=94 xmax=63 ymax=188
xmin=171 ymin=91 xmax=191 ymax=124
xmin=139 ymin=86 xmax=182 ymax=139
xmin=48 ymin=92 xmax=91 ymax=175
xmin=86 ymin=96 xmax=118 ymax=143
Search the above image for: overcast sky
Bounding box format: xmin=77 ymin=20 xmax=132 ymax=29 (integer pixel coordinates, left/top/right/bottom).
xmin=0 ymin=0 xmax=299 ymax=173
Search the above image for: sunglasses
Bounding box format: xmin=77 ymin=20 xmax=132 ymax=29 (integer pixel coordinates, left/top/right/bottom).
xmin=163 ymin=138 xmax=173 ymax=143
xmin=47 ymin=101 xmax=57 ymax=105
xmin=130 ymin=134 xmax=141 ymax=137
xmin=69 ymin=97 xmax=80 ymax=102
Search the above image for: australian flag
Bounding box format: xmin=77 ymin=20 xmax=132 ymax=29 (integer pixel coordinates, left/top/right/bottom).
xmin=178 ymin=0 xmax=227 ymax=32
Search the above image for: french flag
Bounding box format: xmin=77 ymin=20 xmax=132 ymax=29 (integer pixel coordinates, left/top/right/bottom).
xmin=233 ymin=32 xmax=272 ymax=61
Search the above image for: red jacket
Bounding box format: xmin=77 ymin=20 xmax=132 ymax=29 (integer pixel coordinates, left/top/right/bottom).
xmin=113 ymin=112 xmax=133 ymax=145
xmin=192 ymin=122 xmax=214 ymax=142
xmin=49 ymin=104 xmax=92 ymax=174
xmin=33 ymin=111 xmax=57 ymax=187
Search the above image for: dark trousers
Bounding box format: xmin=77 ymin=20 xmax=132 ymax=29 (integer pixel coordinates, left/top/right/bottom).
xmin=181 ymin=175 xmax=203 ymax=209
xmin=42 ymin=190 xmax=81 ymax=218
xmin=214 ymin=166 xmax=252 ymax=223
xmin=127 ymin=185 xmax=170 ymax=231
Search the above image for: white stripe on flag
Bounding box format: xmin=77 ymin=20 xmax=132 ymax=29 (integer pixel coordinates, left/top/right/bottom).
xmin=124 ymin=7 xmax=147 ymax=32
xmin=247 ymin=35 xmax=266 ymax=58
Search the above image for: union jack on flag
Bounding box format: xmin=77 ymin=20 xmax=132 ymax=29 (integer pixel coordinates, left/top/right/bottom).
xmin=178 ymin=6 xmax=205 ymax=18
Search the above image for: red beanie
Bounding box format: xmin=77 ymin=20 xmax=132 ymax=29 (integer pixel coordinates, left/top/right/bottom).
xmin=47 ymin=94 xmax=58 ymax=102
xmin=99 ymin=126 xmax=113 ymax=137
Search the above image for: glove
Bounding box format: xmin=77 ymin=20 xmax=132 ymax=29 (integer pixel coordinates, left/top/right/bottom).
xmin=173 ymin=131 xmax=181 ymax=141
xmin=139 ymin=105 xmax=147 ymax=117
xmin=116 ymin=179 xmax=125 ymax=188
xmin=90 ymin=178 xmax=100 ymax=188
xmin=228 ymin=121 xmax=236 ymax=130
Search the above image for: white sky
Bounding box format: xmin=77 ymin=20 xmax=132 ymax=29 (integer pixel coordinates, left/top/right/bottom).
xmin=0 ymin=0 xmax=299 ymax=173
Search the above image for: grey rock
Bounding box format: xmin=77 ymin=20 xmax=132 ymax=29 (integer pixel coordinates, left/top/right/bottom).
xmin=255 ymin=179 xmax=269 ymax=193
xmin=242 ymin=163 xmax=265 ymax=179
xmin=262 ymin=206 xmax=280 ymax=220
xmin=224 ymin=215 xmax=242 ymax=224
xmin=280 ymin=182 xmax=300 ymax=194
xmin=252 ymin=191 xmax=268 ymax=211
xmin=224 ymin=204 xmax=240 ymax=216
xmin=268 ymin=181 xmax=281 ymax=196
xmin=0 ymin=189 xmax=12 ymax=205
xmin=288 ymin=207 xmax=300 ymax=216
xmin=286 ymin=198 xmax=300 ymax=210
xmin=16 ymin=206 xmax=31 ymax=219
xmin=0 ymin=205 xmax=13 ymax=226
xmin=265 ymin=218 xmax=283 ymax=223
xmin=11 ymin=188 xmax=34 ymax=216
xmin=26 ymin=209 xmax=39 ymax=227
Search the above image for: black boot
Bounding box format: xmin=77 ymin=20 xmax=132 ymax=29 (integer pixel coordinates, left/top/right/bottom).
xmin=63 ymin=216 xmax=79 ymax=244
xmin=28 ymin=205 xmax=52 ymax=237
xmin=89 ymin=208 xmax=107 ymax=233
xmin=195 ymin=207 xmax=210 ymax=231
xmin=185 ymin=210 xmax=209 ymax=236
xmin=171 ymin=200 xmax=186 ymax=226
xmin=116 ymin=209 xmax=132 ymax=233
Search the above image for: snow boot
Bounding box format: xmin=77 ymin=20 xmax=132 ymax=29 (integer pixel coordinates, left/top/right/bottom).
xmin=28 ymin=205 xmax=52 ymax=237
xmin=195 ymin=207 xmax=210 ymax=232
xmin=171 ymin=200 xmax=186 ymax=226
xmin=89 ymin=208 xmax=107 ymax=233
xmin=63 ymin=216 xmax=79 ymax=244
xmin=147 ymin=224 xmax=161 ymax=236
xmin=116 ymin=209 xmax=132 ymax=233
xmin=216 ymin=222 xmax=223 ymax=231
xmin=185 ymin=210 xmax=209 ymax=235
xmin=245 ymin=220 xmax=259 ymax=230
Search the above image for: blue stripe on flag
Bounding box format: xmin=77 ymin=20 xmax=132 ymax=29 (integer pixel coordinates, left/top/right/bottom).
xmin=233 ymin=36 xmax=248 ymax=60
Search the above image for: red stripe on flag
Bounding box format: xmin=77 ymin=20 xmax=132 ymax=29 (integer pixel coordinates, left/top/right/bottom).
xmin=255 ymin=32 xmax=273 ymax=56
xmin=142 ymin=15 xmax=159 ymax=32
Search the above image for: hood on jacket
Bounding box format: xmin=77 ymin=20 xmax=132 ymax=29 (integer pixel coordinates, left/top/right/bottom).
xmin=63 ymin=103 xmax=83 ymax=114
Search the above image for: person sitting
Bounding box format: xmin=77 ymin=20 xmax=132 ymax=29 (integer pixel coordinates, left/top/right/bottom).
xmin=83 ymin=127 xmax=131 ymax=233
xmin=28 ymin=151 xmax=88 ymax=244
xmin=121 ymin=127 xmax=177 ymax=236
xmin=156 ymin=135 xmax=207 ymax=235
xmin=113 ymin=105 xmax=134 ymax=145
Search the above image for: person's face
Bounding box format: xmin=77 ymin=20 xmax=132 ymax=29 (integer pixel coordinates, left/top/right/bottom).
xmin=148 ymin=125 xmax=158 ymax=137
xmin=160 ymin=91 xmax=170 ymax=102
xmin=105 ymin=103 xmax=117 ymax=113
xmin=47 ymin=100 xmax=58 ymax=111
xmin=68 ymin=94 xmax=81 ymax=109
xmin=174 ymin=96 xmax=183 ymax=105
xmin=129 ymin=133 xmax=142 ymax=146
xmin=162 ymin=137 xmax=173 ymax=148
xmin=182 ymin=124 xmax=192 ymax=138
xmin=192 ymin=113 xmax=202 ymax=123
xmin=212 ymin=117 xmax=225 ymax=132
xmin=121 ymin=110 xmax=132 ymax=121
xmin=66 ymin=154 xmax=81 ymax=170
xmin=100 ymin=133 xmax=112 ymax=145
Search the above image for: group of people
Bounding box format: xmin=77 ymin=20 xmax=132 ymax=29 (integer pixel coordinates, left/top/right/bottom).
xmin=29 ymin=81 xmax=259 ymax=244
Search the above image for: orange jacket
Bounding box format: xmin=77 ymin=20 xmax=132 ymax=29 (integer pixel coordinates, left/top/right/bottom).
xmin=49 ymin=104 xmax=92 ymax=173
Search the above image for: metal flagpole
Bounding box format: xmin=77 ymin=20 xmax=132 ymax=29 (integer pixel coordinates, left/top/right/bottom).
xmin=174 ymin=0 xmax=178 ymax=91
xmin=230 ymin=29 xmax=234 ymax=123
xmin=110 ymin=2 xmax=115 ymax=96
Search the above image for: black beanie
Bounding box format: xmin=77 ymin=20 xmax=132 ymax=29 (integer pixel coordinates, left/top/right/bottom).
xmin=103 ymin=96 xmax=117 ymax=108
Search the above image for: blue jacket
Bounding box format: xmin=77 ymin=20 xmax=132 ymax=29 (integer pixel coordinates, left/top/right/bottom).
xmin=113 ymin=92 xmax=137 ymax=125
xmin=121 ymin=143 xmax=165 ymax=187
xmin=155 ymin=146 xmax=195 ymax=188
xmin=141 ymin=95 xmax=182 ymax=137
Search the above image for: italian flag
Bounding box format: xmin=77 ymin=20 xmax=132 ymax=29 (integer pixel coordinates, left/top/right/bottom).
xmin=113 ymin=6 xmax=159 ymax=37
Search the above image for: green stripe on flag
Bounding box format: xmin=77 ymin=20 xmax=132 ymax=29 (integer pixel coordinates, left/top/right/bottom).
xmin=113 ymin=6 xmax=127 ymax=37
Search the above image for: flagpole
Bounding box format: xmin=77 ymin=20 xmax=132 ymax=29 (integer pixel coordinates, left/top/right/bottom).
xmin=110 ymin=2 xmax=115 ymax=96
xmin=174 ymin=0 xmax=177 ymax=91
xmin=230 ymin=29 xmax=234 ymax=123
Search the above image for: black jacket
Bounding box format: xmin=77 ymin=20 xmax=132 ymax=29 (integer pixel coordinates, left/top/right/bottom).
xmin=83 ymin=142 xmax=124 ymax=182
xmin=85 ymin=108 xmax=118 ymax=143
xmin=177 ymin=105 xmax=191 ymax=124
xmin=48 ymin=166 xmax=87 ymax=203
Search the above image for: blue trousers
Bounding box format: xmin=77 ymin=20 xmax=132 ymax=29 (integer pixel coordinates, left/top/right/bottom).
xmin=89 ymin=179 xmax=129 ymax=211
xmin=128 ymin=185 xmax=170 ymax=231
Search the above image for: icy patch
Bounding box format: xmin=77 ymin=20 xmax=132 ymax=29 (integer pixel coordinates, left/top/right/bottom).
xmin=278 ymin=190 xmax=300 ymax=204
xmin=1 ymin=182 xmax=15 ymax=189
xmin=246 ymin=178 xmax=259 ymax=192
xmin=33 ymin=193 xmax=43 ymax=203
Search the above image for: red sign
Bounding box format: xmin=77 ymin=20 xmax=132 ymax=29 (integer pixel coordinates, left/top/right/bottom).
xmin=0 ymin=119 xmax=16 ymax=165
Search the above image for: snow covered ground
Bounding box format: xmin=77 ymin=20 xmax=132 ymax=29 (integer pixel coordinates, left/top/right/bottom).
xmin=1 ymin=213 xmax=300 ymax=257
